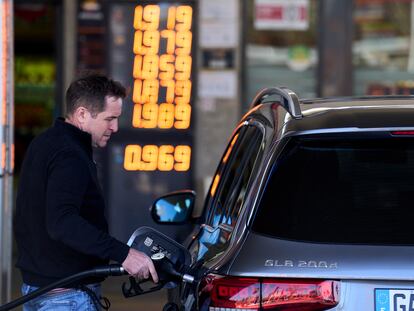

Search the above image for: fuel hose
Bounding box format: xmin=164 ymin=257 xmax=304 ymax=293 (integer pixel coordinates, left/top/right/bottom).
xmin=0 ymin=264 xmax=125 ymax=311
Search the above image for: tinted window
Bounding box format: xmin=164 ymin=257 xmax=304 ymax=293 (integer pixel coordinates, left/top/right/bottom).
xmin=208 ymin=125 xmax=263 ymax=229
xmin=191 ymin=125 xmax=263 ymax=263
xmin=253 ymin=136 xmax=414 ymax=244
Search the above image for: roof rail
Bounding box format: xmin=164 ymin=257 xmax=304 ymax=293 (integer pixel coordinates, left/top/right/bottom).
xmin=250 ymin=87 xmax=303 ymax=119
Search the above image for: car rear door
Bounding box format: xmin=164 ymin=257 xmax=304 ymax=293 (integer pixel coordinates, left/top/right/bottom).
xmin=177 ymin=122 xmax=264 ymax=308
xmin=188 ymin=122 xmax=264 ymax=267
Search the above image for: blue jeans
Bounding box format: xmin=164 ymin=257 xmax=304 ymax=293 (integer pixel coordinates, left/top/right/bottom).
xmin=21 ymin=283 xmax=101 ymax=311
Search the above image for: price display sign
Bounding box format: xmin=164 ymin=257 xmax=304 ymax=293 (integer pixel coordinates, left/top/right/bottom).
xmin=131 ymin=5 xmax=192 ymax=129
xmin=106 ymin=1 xmax=195 ymax=241
xmin=124 ymin=3 xmax=193 ymax=172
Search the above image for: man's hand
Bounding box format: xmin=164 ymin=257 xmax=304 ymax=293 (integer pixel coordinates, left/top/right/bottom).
xmin=122 ymin=248 xmax=159 ymax=283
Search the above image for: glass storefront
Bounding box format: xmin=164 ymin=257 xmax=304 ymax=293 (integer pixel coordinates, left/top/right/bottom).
xmin=245 ymin=0 xmax=319 ymax=106
xmin=14 ymin=3 xmax=58 ymax=174
xmin=353 ymin=0 xmax=414 ymax=96
xmin=245 ymin=0 xmax=414 ymax=102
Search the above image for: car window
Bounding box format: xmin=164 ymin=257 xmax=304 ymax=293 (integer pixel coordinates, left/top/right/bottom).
xmin=190 ymin=124 xmax=263 ymax=263
xmin=252 ymin=135 xmax=414 ymax=245
xmin=207 ymin=125 xmax=263 ymax=230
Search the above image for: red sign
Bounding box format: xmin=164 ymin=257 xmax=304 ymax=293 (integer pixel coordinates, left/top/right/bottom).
xmin=254 ymin=0 xmax=309 ymax=30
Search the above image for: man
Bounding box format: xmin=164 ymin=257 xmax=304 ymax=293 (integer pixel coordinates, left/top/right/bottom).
xmin=14 ymin=74 xmax=158 ymax=310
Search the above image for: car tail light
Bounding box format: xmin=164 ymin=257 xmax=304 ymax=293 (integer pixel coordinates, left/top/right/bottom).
xmin=199 ymin=274 xmax=340 ymax=311
xmin=261 ymin=279 xmax=339 ymax=310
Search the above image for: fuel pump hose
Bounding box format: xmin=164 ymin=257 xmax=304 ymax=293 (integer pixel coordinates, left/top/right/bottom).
xmin=0 ymin=264 xmax=125 ymax=311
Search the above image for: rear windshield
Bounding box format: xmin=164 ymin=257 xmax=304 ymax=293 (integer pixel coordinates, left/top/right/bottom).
xmin=252 ymin=136 xmax=414 ymax=244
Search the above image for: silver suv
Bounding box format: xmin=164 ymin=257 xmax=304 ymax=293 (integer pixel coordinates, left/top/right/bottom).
xmin=152 ymin=87 xmax=414 ymax=311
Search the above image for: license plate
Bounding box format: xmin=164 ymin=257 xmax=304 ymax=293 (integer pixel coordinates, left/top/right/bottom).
xmin=375 ymin=289 xmax=414 ymax=311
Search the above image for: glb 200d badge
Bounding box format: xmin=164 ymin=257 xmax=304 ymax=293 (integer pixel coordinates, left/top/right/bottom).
xmin=264 ymin=259 xmax=338 ymax=269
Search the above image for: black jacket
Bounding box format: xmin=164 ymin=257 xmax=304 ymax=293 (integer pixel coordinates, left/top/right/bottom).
xmin=14 ymin=118 xmax=129 ymax=286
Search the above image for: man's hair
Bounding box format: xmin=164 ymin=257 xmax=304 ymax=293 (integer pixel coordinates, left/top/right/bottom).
xmin=66 ymin=74 xmax=127 ymax=117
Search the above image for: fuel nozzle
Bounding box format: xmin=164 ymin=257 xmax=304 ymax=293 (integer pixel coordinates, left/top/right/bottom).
xmin=151 ymin=252 xmax=194 ymax=284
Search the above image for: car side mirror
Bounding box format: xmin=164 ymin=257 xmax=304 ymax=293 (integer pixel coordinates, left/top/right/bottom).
xmin=151 ymin=190 xmax=196 ymax=224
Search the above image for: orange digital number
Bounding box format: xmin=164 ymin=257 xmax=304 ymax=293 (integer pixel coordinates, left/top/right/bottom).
xmin=158 ymin=145 xmax=175 ymax=171
xmin=124 ymin=145 xmax=142 ymax=171
xmin=132 ymin=79 xmax=159 ymax=104
xmin=133 ymin=55 xmax=159 ymax=80
xmin=161 ymin=30 xmax=176 ymax=55
xmin=133 ymin=103 xmax=165 ymax=129
xmin=175 ymin=31 xmax=192 ymax=56
xmin=131 ymin=5 xmax=193 ymax=132
xmin=174 ymin=104 xmax=191 ymax=129
xmin=159 ymin=55 xmax=175 ymax=80
xmin=132 ymin=80 xmax=144 ymax=104
xmin=160 ymin=79 xmax=175 ymax=104
xmin=158 ymin=103 xmax=175 ymax=129
xmin=175 ymin=6 xmax=192 ymax=31
xmin=167 ymin=6 xmax=176 ymax=30
xmin=124 ymin=145 xmax=191 ymax=171
xmin=175 ymin=56 xmax=192 ymax=80
xmin=133 ymin=30 xmax=160 ymax=55
xmin=134 ymin=102 xmax=191 ymax=129
xmin=143 ymin=31 xmax=160 ymax=54
xmin=175 ymin=80 xmax=191 ymax=105
xmin=141 ymin=145 xmax=158 ymax=171
xmin=134 ymin=5 xmax=160 ymax=31
xmin=141 ymin=103 xmax=159 ymax=128
xmin=132 ymin=104 xmax=142 ymax=127
xmin=174 ymin=145 xmax=191 ymax=171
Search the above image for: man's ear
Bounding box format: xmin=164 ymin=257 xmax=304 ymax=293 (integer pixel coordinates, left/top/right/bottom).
xmin=74 ymin=106 xmax=89 ymax=124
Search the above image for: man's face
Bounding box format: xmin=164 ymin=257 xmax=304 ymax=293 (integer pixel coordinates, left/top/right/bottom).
xmin=83 ymin=96 xmax=123 ymax=148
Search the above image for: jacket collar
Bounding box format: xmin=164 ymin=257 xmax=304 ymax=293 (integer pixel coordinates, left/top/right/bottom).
xmin=54 ymin=117 xmax=93 ymax=155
